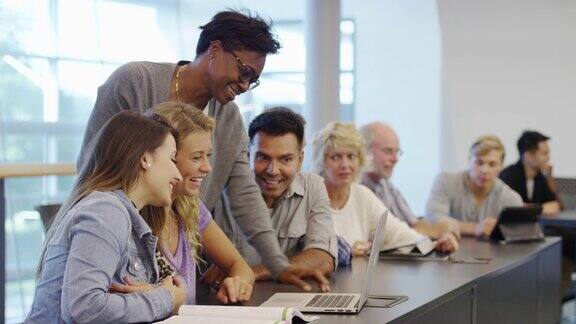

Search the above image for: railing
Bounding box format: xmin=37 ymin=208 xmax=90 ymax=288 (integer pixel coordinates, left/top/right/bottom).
xmin=0 ymin=163 xmax=76 ymax=322
xmin=0 ymin=164 xmax=76 ymax=178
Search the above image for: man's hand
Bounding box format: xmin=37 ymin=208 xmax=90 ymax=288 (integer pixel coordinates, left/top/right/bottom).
xmin=475 ymin=217 xmax=497 ymax=238
xmin=541 ymin=163 xmax=553 ymax=177
xmin=436 ymin=216 xmax=461 ymax=240
xmin=278 ymin=265 xmax=330 ymax=292
xmin=434 ymin=232 xmax=459 ymax=253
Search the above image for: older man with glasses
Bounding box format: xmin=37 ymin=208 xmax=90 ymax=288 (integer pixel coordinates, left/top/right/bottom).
xmin=359 ymin=122 xmax=460 ymax=242
xmin=77 ymin=10 xmax=329 ymax=292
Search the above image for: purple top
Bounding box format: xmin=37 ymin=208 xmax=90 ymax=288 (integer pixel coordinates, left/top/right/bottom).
xmin=160 ymin=201 xmax=212 ymax=304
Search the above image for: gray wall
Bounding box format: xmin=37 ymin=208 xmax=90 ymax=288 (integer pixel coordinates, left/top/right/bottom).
xmin=343 ymin=0 xmax=442 ymax=215
xmin=438 ymin=0 xmax=576 ymax=177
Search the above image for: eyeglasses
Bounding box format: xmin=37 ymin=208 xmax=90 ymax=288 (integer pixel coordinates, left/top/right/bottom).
xmin=379 ymin=147 xmax=404 ymax=157
xmin=218 ymin=40 xmax=260 ymax=90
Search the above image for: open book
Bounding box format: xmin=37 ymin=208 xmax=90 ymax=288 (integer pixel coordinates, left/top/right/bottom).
xmin=158 ymin=305 xmax=319 ymax=324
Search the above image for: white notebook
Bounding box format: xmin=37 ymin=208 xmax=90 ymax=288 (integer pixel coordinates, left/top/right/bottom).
xmin=158 ymin=305 xmax=319 ymax=324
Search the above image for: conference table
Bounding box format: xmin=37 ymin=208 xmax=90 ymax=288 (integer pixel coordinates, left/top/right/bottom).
xmin=540 ymin=210 xmax=576 ymax=307
xmin=200 ymin=237 xmax=561 ymax=323
xmin=540 ymin=210 xmax=576 ymax=229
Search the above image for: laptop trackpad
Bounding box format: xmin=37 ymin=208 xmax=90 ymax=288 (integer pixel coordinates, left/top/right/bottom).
xmin=260 ymin=293 xmax=311 ymax=307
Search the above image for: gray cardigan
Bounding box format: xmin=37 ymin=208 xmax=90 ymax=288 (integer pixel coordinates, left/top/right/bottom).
xmin=77 ymin=61 xmax=289 ymax=276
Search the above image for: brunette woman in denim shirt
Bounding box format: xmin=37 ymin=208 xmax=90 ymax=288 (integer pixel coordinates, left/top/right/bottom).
xmin=26 ymin=112 xmax=185 ymax=323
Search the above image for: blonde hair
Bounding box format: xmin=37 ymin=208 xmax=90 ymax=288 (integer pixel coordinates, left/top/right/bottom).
xmin=470 ymin=135 xmax=506 ymax=162
xmin=312 ymin=121 xmax=367 ymax=175
xmin=142 ymin=102 xmax=215 ymax=263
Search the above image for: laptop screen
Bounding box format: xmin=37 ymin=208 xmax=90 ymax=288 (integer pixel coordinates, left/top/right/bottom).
xmin=358 ymin=210 xmax=388 ymax=305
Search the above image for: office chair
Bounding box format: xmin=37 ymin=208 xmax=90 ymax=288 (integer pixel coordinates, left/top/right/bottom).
xmin=556 ymin=177 xmax=576 ymax=211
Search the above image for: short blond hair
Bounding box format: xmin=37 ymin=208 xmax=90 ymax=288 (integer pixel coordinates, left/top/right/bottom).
xmin=470 ymin=135 xmax=506 ymax=162
xmin=312 ymin=122 xmax=367 ymax=175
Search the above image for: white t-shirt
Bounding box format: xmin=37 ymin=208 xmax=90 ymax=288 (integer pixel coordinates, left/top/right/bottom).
xmin=526 ymin=179 xmax=535 ymax=201
xmin=331 ymin=184 xmax=425 ymax=250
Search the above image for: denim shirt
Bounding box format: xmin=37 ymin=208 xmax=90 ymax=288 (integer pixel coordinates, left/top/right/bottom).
xmin=26 ymin=190 xmax=174 ymax=323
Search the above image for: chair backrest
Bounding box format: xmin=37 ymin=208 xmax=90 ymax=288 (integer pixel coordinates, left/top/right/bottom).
xmin=35 ymin=204 xmax=62 ymax=231
xmin=555 ymin=177 xmax=576 ymax=211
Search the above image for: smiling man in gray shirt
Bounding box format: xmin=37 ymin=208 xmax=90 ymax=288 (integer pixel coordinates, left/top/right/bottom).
xmin=238 ymin=107 xmax=337 ymax=280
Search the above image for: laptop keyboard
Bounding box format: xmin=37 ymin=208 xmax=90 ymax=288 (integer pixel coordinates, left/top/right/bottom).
xmin=305 ymin=294 xmax=355 ymax=308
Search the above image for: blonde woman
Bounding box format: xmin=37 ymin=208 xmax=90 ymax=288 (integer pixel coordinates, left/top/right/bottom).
xmin=425 ymin=135 xmax=523 ymax=237
xmin=112 ymin=102 xmax=255 ymax=305
xmin=312 ymin=122 xmax=457 ymax=257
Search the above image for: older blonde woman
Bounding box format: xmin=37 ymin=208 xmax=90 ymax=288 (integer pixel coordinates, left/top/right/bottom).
xmin=426 ymin=135 xmax=523 ymax=237
xmin=312 ymin=122 xmax=457 ymax=257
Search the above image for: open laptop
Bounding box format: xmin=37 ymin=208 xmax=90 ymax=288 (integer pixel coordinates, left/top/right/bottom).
xmin=260 ymin=210 xmax=389 ymax=313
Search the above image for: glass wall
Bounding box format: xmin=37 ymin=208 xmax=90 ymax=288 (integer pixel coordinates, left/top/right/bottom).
xmin=237 ymin=19 xmax=355 ymax=125
xmin=0 ymin=1 xmax=181 ymax=321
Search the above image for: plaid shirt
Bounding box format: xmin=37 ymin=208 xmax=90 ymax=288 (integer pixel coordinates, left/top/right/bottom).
xmin=337 ymin=236 xmax=352 ymax=266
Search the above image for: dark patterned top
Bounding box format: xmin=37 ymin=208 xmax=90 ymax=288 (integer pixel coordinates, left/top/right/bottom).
xmin=155 ymin=250 xmax=175 ymax=282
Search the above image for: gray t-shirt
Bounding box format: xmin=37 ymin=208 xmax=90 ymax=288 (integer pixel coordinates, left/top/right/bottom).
xmin=78 ymin=61 xmax=289 ymax=277
xmin=425 ymin=171 xmax=523 ymax=223
xmin=239 ymin=173 xmax=338 ymax=268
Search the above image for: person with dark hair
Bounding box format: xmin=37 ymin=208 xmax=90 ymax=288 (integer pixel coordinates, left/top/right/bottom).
xmin=499 ymin=131 xmax=572 ymax=295
xmin=499 ymin=130 xmax=562 ymax=214
xmin=77 ymin=10 xmax=327 ymax=292
xmin=248 ymin=107 xmax=306 ymax=147
xmin=241 ymin=107 xmax=336 ymax=286
xmin=28 ymin=112 xmax=185 ymax=323
xmin=184 ymin=107 xmax=339 ymax=283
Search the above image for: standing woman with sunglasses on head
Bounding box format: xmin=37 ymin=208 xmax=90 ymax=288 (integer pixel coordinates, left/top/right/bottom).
xmin=77 ymin=10 xmax=328 ymax=291
xmin=27 ymin=112 xmax=185 ymax=323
